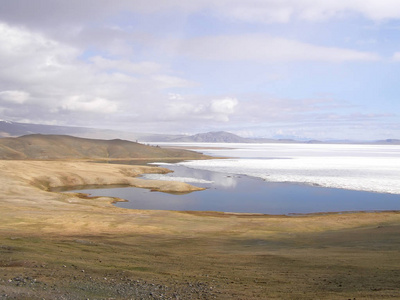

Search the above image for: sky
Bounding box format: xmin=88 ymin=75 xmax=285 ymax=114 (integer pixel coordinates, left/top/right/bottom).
xmin=0 ymin=0 xmax=399 ymax=140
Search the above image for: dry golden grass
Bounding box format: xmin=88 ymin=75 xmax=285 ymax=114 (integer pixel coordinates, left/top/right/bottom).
xmin=1 ymin=159 xmax=400 ymax=299
xmin=0 ymin=134 xmax=210 ymax=160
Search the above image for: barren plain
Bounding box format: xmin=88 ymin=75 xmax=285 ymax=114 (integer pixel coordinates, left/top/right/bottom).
xmin=0 ymin=158 xmax=400 ymax=299
xmin=0 ymin=136 xmax=400 ymax=299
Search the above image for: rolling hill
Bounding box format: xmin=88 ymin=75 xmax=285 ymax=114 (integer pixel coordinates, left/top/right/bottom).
xmin=0 ymin=134 xmax=208 ymax=160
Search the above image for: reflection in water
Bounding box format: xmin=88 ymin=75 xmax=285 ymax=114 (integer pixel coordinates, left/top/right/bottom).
xmin=210 ymin=172 xmax=238 ymax=189
xmin=142 ymin=164 xmax=238 ymax=189
xmin=142 ymin=173 xmax=213 ymax=184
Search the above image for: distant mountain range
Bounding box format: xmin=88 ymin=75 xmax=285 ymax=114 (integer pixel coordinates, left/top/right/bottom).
xmin=0 ymin=120 xmax=187 ymax=142
xmin=171 ymin=133 xmax=400 ymax=145
xmin=1 ymin=120 xmax=399 ymax=145
xmin=171 ymin=131 xmax=250 ymax=143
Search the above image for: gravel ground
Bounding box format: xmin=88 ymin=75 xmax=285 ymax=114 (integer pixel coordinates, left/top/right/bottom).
xmin=0 ymin=269 xmax=221 ymax=299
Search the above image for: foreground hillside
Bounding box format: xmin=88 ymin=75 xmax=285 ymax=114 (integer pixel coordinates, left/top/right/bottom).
xmin=0 ymin=134 xmax=208 ymax=160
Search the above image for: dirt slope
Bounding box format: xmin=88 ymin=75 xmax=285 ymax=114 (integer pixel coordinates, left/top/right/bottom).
xmin=0 ymin=134 xmax=207 ymax=160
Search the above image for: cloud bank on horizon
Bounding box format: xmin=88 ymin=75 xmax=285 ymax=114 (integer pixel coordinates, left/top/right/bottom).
xmin=0 ymin=0 xmax=399 ymax=140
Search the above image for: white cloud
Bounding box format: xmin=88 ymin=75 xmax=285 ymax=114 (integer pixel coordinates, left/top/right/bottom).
xmin=0 ymin=90 xmax=30 ymax=104
xmin=61 ymin=95 xmax=118 ymax=113
xmin=0 ymin=22 xmax=78 ymax=72
xmin=191 ymin=0 xmax=400 ymax=23
xmin=168 ymin=93 xmax=184 ymax=100
xmin=90 ymin=56 xmax=165 ymax=75
xmin=3 ymin=1 xmax=400 ymax=36
xmin=0 ymin=2 xmax=398 ymax=139
xmin=0 ymin=22 xmax=195 ymax=127
xmin=210 ymin=98 xmax=238 ymax=121
xmin=166 ymin=101 xmax=205 ymax=118
xmin=219 ymin=1 xmax=294 ymax=23
xmin=392 ymin=52 xmax=400 ymax=61
xmin=210 ymin=97 xmax=238 ymax=114
xmin=164 ymin=96 xmax=238 ymax=123
xmin=210 ymin=0 xmax=400 ymax=23
xmin=179 ymin=35 xmax=380 ymax=62
xmin=152 ymin=75 xmax=195 ymax=89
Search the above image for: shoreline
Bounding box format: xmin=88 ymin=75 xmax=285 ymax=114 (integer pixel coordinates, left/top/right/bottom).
xmin=0 ymin=158 xmax=399 ymax=236
xmin=2 ymin=158 xmax=399 ymax=218
xmin=1 ymin=159 xmax=400 ymax=298
xmin=114 ymin=162 xmax=400 ymax=215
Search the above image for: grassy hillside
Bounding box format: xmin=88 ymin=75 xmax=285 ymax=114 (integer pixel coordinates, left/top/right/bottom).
xmin=0 ymin=134 xmax=207 ymax=160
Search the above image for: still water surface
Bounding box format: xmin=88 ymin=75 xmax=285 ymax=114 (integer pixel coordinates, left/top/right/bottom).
xmin=69 ymin=164 xmax=400 ymax=215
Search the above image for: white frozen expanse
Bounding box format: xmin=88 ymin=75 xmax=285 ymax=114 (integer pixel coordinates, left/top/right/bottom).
xmin=155 ymin=143 xmax=400 ymax=194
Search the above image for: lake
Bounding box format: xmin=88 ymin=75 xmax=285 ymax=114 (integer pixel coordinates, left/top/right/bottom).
xmin=68 ymin=143 xmax=400 ymax=215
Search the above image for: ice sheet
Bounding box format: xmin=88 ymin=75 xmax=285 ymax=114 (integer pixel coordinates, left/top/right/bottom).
xmin=175 ymin=143 xmax=400 ymax=194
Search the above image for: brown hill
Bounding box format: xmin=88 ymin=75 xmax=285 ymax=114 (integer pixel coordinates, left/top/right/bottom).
xmin=0 ymin=134 xmax=207 ymax=160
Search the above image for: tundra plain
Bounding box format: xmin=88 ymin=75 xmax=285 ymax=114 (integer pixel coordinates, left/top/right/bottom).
xmin=0 ymin=136 xmax=400 ymax=299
